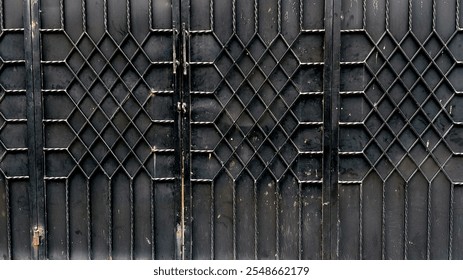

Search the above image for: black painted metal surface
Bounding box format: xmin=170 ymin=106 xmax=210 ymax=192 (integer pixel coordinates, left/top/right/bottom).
xmin=185 ymin=0 xmax=326 ymax=259
xmin=0 ymin=0 xmax=32 ymax=260
xmin=39 ymin=0 xmax=181 ymax=260
xmin=1 ymin=0 xmax=463 ymax=260
xmin=338 ymin=0 xmax=463 ymax=260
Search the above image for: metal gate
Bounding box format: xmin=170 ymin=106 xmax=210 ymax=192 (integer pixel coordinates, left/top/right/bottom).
xmin=185 ymin=0 xmax=327 ymax=259
xmin=0 ymin=0 xmax=463 ymax=260
xmin=338 ymin=0 xmax=463 ymax=260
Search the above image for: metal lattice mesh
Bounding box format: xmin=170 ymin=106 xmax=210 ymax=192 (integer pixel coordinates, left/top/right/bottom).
xmin=339 ymin=0 xmax=463 ymax=259
xmin=0 ymin=0 xmax=30 ymax=260
xmin=188 ymin=0 xmax=325 ymax=259
xmin=40 ymin=0 xmax=177 ymax=259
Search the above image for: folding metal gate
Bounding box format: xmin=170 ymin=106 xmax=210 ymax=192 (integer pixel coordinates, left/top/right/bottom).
xmin=1 ymin=0 xmax=181 ymax=260
xmin=185 ymin=0 xmax=327 ymax=259
xmin=0 ymin=0 xmax=463 ymax=260
xmin=338 ymin=0 xmax=463 ymax=260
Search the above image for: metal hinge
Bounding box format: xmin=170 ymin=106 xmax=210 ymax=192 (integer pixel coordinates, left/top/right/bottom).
xmin=32 ymin=226 xmax=44 ymax=247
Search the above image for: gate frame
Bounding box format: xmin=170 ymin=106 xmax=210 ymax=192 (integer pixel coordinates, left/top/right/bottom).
xmin=322 ymin=0 xmax=340 ymax=260
xmin=19 ymin=0 xmax=343 ymax=260
xmin=24 ymin=0 xmax=46 ymax=260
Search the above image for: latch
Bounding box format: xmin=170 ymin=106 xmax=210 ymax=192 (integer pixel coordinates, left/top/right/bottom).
xmin=32 ymin=226 xmax=44 ymax=247
xmin=182 ymin=22 xmax=189 ymax=75
xmin=173 ymin=27 xmax=179 ymax=74
xmin=177 ymin=102 xmax=187 ymax=113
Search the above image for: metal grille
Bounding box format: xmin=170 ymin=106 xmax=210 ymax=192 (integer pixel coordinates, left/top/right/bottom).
xmin=3 ymin=0 xmax=463 ymax=260
xmin=186 ymin=0 xmax=326 ymax=259
xmin=0 ymin=0 xmax=31 ymax=260
xmin=39 ymin=0 xmax=179 ymax=259
xmin=339 ymin=0 xmax=463 ymax=259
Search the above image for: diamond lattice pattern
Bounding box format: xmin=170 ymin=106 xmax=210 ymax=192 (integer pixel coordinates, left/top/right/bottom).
xmin=340 ymin=26 xmax=463 ymax=184
xmin=42 ymin=5 xmax=175 ymax=180
xmin=190 ymin=32 xmax=324 ymax=183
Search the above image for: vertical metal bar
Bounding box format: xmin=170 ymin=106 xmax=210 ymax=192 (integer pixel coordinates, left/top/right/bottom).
xmin=0 ymin=0 xmax=3 ymax=31
xmin=5 ymin=181 xmax=11 ymax=259
xmin=130 ymin=178 xmax=134 ymax=260
xmin=65 ymin=180 xmax=70 ymax=260
xmin=276 ymin=181 xmax=280 ymax=260
xmin=404 ymin=181 xmax=409 ymax=259
xmin=210 ymin=182 xmax=214 ymax=259
xmin=1 ymin=3 xmax=12 ymax=259
xmin=381 ymin=181 xmax=386 ymax=259
xmin=43 ymin=185 xmax=48 ymax=258
xmin=24 ymin=0 xmax=44 ymax=260
xmin=323 ymin=0 xmax=341 ymax=260
xmin=24 ymin=0 xmax=35 ymax=260
xmin=427 ymin=181 xmax=432 ymax=260
xmin=126 ymin=0 xmax=131 ymax=31
xmin=298 ymin=182 xmax=302 ymax=259
xmin=254 ymin=180 xmax=258 ymax=259
xmin=232 ymin=181 xmax=236 ymax=259
xmin=277 ymin=0 xmax=281 ymax=34
xmin=86 ymin=179 xmax=91 ymax=260
xmin=386 ymin=0 xmax=390 ymax=30
xmin=457 ymin=0 xmax=461 ymax=29
xmin=254 ymin=0 xmax=259 ymax=259
xmin=358 ymin=0 xmax=367 ymax=259
xmin=105 ymin=0 xmax=112 ymax=262
xmin=408 ymin=0 xmax=413 ymax=32
xmin=82 ymin=0 xmax=87 ymax=33
xmin=426 ymin=1 xmax=437 ymax=260
xmin=427 ymin=0 xmax=437 ymax=259
xmin=103 ymin=0 xmax=108 ymax=31
xmin=179 ymin=28 xmax=187 ymax=260
xmin=59 ymin=0 xmax=64 ymax=29
xmin=254 ymin=0 xmax=258 ymax=34
xmin=148 ymin=0 xmax=156 ymax=260
xmin=297 ymin=0 xmax=304 ymax=260
xmin=362 ymin=0 xmax=367 ymax=29
xmin=182 ymin=23 xmax=188 ymax=76
xmin=108 ymin=179 xmax=112 ymax=260
xmin=210 ymin=0 xmax=214 ymax=30
xmin=404 ymin=1 xmax=413 ymax=260
xmin=253 ymin=0 xmax=258 ymax=261
xmin=33 ymin=0 xmax=45 ymax=259
xmin=176 ymin=0 xmax=187 ymax=260
xmin=151 ymin=179 xmax=155 ymax=259
xmin=449 ymin=183 xmax=454 ymax=259
xmin=232 ymin=0 xmax=236 ymax=33
xmin=359 ymin=183 xmax=363 ymax=259
xmin=173 ymin=27 xmax=178 ymax=74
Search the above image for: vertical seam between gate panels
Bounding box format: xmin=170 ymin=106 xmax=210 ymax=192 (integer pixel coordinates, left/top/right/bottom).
xmin=181 ymin=22 xmax=188 ymax=258
xmin=24 ymin=0 xmax=36 ymax=260
xmin=24 ymin=0 xmax=45 ymax=260
xmin=179 ymin=0 xmax=189 ymax=259
xmin=322 ymin=0 xmax=333 ymax=260
xmin=323 ymin=0 xmax=341 ymax=260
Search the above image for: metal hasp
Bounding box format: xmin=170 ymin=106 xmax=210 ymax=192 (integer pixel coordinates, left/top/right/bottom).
xmin=32 ymin=227 xmax=44 ymax=247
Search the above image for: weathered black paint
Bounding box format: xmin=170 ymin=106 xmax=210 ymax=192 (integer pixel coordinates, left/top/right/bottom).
xmin=0 ymin=0 xmax=462 ymax=260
